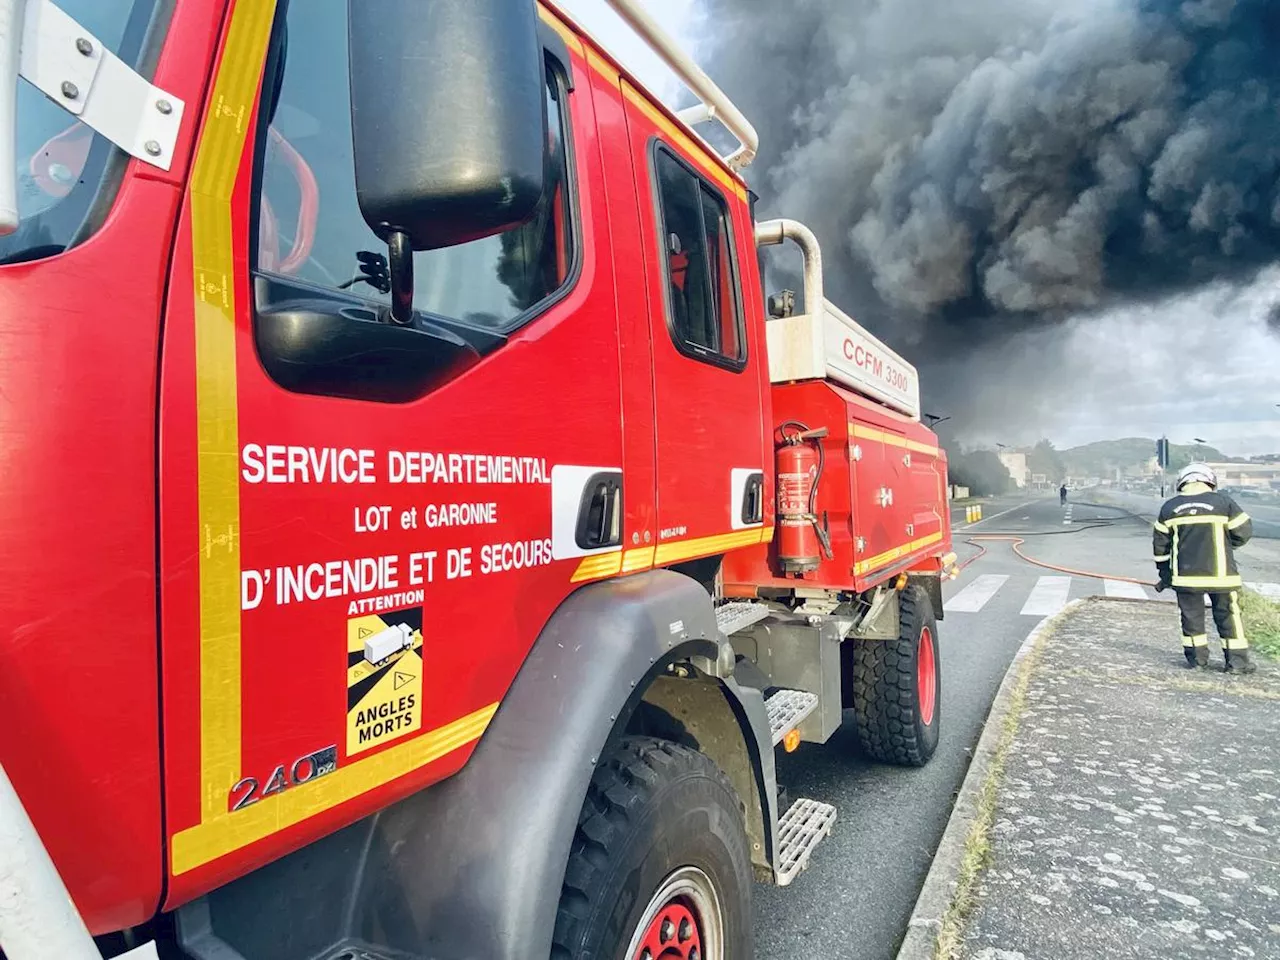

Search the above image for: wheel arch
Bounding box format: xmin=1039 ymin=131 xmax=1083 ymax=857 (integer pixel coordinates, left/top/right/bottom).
xmin=176 ymin=569 xmax=774 ymax=960
xmin=628 ymin=672 xmax=776 ymax=879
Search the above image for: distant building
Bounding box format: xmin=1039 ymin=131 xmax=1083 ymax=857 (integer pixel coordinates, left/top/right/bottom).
xmin=1204 ymin=462 xmax=1280 ymax=492
xmin=999 ymin=451 xmax=1029 ymax=488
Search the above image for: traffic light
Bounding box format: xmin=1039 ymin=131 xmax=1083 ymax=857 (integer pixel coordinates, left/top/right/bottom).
xmin=1156 ymin=437 xmax=1170 ymax=469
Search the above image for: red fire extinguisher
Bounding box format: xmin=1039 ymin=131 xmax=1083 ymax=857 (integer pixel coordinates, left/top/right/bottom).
xmin=776 ymin=421 xmax=833 ymax=575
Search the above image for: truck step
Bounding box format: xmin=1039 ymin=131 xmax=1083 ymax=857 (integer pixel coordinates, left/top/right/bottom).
xmin=775 ymin=797 xmax=838 ymax=886
xmin=715 ymin=601 xmax=770 ymax=636
xmin=764 ymin=688 xmax=819 ymax=745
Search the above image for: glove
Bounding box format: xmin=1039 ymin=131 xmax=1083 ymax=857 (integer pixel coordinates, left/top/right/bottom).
xmin=1155 ymin=562 xmax=1172 ymax=593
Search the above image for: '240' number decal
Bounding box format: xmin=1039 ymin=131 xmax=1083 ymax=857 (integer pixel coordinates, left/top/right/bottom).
xmin=230 ymin=745 xmax=338 ymax=811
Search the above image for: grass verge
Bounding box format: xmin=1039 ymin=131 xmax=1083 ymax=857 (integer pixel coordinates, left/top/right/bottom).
xmin=931 ymin=628 xmax=1051 ymax=960
xmin=1241 ymin=587 xmax=1280 ymax=660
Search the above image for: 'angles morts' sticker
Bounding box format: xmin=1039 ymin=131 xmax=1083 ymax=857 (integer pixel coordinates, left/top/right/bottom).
xmin=346 ymin=605 xmax=423 ymax=756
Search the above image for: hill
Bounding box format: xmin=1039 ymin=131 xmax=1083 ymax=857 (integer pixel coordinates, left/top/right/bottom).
xmin=1062 ymin=438 xmax=1228 ymax=477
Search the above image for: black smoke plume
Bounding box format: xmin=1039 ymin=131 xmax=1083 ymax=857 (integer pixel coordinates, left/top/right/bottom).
xmin=699 ymin=0 xmax=1280 ymax=343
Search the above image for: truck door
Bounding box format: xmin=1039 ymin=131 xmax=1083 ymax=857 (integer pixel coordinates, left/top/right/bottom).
xmin=156 ymin=0 xmax=626 ymax=902
xmin=620 ymin=84 xmax=769 ymax=565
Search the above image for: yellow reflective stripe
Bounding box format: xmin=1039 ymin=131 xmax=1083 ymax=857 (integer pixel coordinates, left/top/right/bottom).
xmin=654 ymin=527 xmax=769 ymax=566
xmin=1172 ymin=574 xmax=1242 ymax=588
xmin=585 ymin=47 xmax=619 ymax=85
xmin=854 ymin=531 xmax=945 ymax=576
xmin=1228 ymin=592 xmax=1247 ymax=649
xmin=190 ymin=0 xmax=279 ymax=821
xmin=848 ymin=424 xmax=939 ymax=458
xmin=172 ymin=703 xmax=498 ymax=874
xmin=1167 ymin=514 xmax=1227 ymax=526
xmin=1183 ymin=635 xmax=1209 ymax=647
xmin=537 ymin=4 xmax=583 ymax=53
xmin=621 ymin=546 xmax=656 ymax=573
xmin=1153 ymin=520 xmax=1170 ymax=534
xmin=1153 ymin=554 xmax=1171 ymax=562
xmin=1227 ymin=512 xmax=1251 ymax=530
xmin=571 ymin=550 xmax=624 ymax=583
xmin=1214 ymin=525 xmax=1227 ymax=579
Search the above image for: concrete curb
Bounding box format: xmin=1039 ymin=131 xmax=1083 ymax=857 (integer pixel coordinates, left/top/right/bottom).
xmin=895 ymin=599 xmax=1088 ymax=960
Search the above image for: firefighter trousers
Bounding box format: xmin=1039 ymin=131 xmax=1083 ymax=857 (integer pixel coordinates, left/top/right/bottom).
xmin=1176 ymin=590 xmax=1248 ymax=653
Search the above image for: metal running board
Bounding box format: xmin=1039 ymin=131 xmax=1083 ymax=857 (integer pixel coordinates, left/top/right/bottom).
xmin=764 ymin=688 xmax=819 ymax=745
xmin=715 ymin=601 xmax=770 ymax=636
xmin=775 ymin=798 xmax=837 ymax=886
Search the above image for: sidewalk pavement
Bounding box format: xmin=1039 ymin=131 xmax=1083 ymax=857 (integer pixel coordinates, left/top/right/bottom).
xmin=900 ymin=597 xmax=1280 ymax=960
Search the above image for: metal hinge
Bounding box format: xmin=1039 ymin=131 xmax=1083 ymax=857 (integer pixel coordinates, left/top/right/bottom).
xmin=877 ymin=487 xmax=894 ymax=508
xmin=19 ymin=0 xmax=184 ymax=168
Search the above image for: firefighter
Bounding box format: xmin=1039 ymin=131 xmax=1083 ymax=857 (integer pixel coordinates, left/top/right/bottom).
xmin=1059 ymin=483 xmax=1068 ymax=506
xmin=1153 ymin=464 xmax=1254 ymax=673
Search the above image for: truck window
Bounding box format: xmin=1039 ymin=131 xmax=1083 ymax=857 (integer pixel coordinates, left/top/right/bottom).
xmin=653 ymin=146 xmax=745 ymax=367
xmin=257 ymin=0 xmax=575 ymax=333
xmin=0 ymin=0 xmax=159 ymax=265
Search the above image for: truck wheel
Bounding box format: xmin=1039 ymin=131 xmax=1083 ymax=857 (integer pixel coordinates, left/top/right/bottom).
xmin=551 ymin=736 xmax=753 ymax=960
xmin=851 ymin=585 xmax=941 ymax=767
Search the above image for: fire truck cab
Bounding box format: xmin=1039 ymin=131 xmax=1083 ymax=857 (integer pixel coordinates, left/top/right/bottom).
xmin=0 ymin=1 xmax=953 ymax=958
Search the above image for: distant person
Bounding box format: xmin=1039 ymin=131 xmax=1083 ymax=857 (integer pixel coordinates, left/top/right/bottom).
xmin=1059 ymin=483 xmax=1068 ymax=506
xmin=1153 ymin=464 xmax=1254 ymax=673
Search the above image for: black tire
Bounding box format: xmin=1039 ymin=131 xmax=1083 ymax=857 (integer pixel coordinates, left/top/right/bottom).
xmin=851 ymin=585 xmax=941 ymax=766
xmin=551 ymin=736 xmax=753 ymax=960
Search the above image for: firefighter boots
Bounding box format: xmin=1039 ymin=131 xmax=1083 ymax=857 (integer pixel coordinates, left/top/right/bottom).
xmin=1224 ymin=648 xmax=1256 ymax=675
xmin=1183 ymin=646 xmax=1209 ymax=670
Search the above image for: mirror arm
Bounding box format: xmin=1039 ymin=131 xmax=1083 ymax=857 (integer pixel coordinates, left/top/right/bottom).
xmin=386 ymin=229 xmax=414 ymax=325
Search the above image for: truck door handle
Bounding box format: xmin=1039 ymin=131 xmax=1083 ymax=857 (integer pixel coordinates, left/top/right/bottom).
xmin=742 ymin=472 xmax=765 ymax=524
xmin=575 ymin=472 xmax=624 ymax=550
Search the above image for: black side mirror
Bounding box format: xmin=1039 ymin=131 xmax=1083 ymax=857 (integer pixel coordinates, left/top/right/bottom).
xmin=348 ymin=0 xmax=547 ymax=322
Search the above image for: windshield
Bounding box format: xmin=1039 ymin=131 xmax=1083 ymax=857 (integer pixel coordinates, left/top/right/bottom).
xmin=0 ymin=0 xmax=160 ymax=265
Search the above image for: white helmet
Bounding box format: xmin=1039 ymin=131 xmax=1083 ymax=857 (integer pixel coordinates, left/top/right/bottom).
xmin=1177 ymin=463 xmax=1217 ymax=490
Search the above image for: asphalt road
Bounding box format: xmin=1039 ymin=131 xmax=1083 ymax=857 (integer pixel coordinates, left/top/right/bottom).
xmin=753 ymin=496 xmax=1177 ymax=959
xmin=1094 ymin=486 xmax=1280 ymax=539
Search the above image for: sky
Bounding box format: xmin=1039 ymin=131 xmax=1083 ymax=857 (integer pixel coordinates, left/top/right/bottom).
xmin=555 ymin=0 xmax=1280 ymax=459
xmin=928 ymin=268 xmax=1280 ymax=456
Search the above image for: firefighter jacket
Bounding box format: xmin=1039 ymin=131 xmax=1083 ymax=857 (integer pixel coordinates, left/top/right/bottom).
xmin=1152 ymin=484 xmax=1253 ymax=590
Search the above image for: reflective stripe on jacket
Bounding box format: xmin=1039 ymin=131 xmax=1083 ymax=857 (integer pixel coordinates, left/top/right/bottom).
xmin=1153 ymin=485 xmax=1253 ymax=590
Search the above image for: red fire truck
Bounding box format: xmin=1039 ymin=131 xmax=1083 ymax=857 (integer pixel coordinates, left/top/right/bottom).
xmin=0 ymin=0 xmax=954 ymax=957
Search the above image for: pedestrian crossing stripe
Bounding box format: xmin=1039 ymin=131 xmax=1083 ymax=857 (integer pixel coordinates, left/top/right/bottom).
xmin=944 ymin=573 xmax=1162 ymax=615
xmin=1020 ymin=576 xmax=1071 ymax=616
xmin=943 ymin=574 xmax=1008 ymax=613
xmin=1103 ymin=579 xmax=1147 ymax=600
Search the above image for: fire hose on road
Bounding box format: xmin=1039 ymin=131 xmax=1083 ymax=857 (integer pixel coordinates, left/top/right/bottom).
xmin=955 ymin=499 xmax=1159 ymax=586
xmin=959 ymin=534 xmax=1158 ymax=586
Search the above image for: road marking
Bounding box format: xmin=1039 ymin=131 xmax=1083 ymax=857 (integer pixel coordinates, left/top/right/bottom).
xmin=944 ymin=574 xmax=1010 ymax=613
xmin=1103 ymin=579 xmax=1148 ymax=600
xmin=1020 ymin=576 xmax=1072 ymax=616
